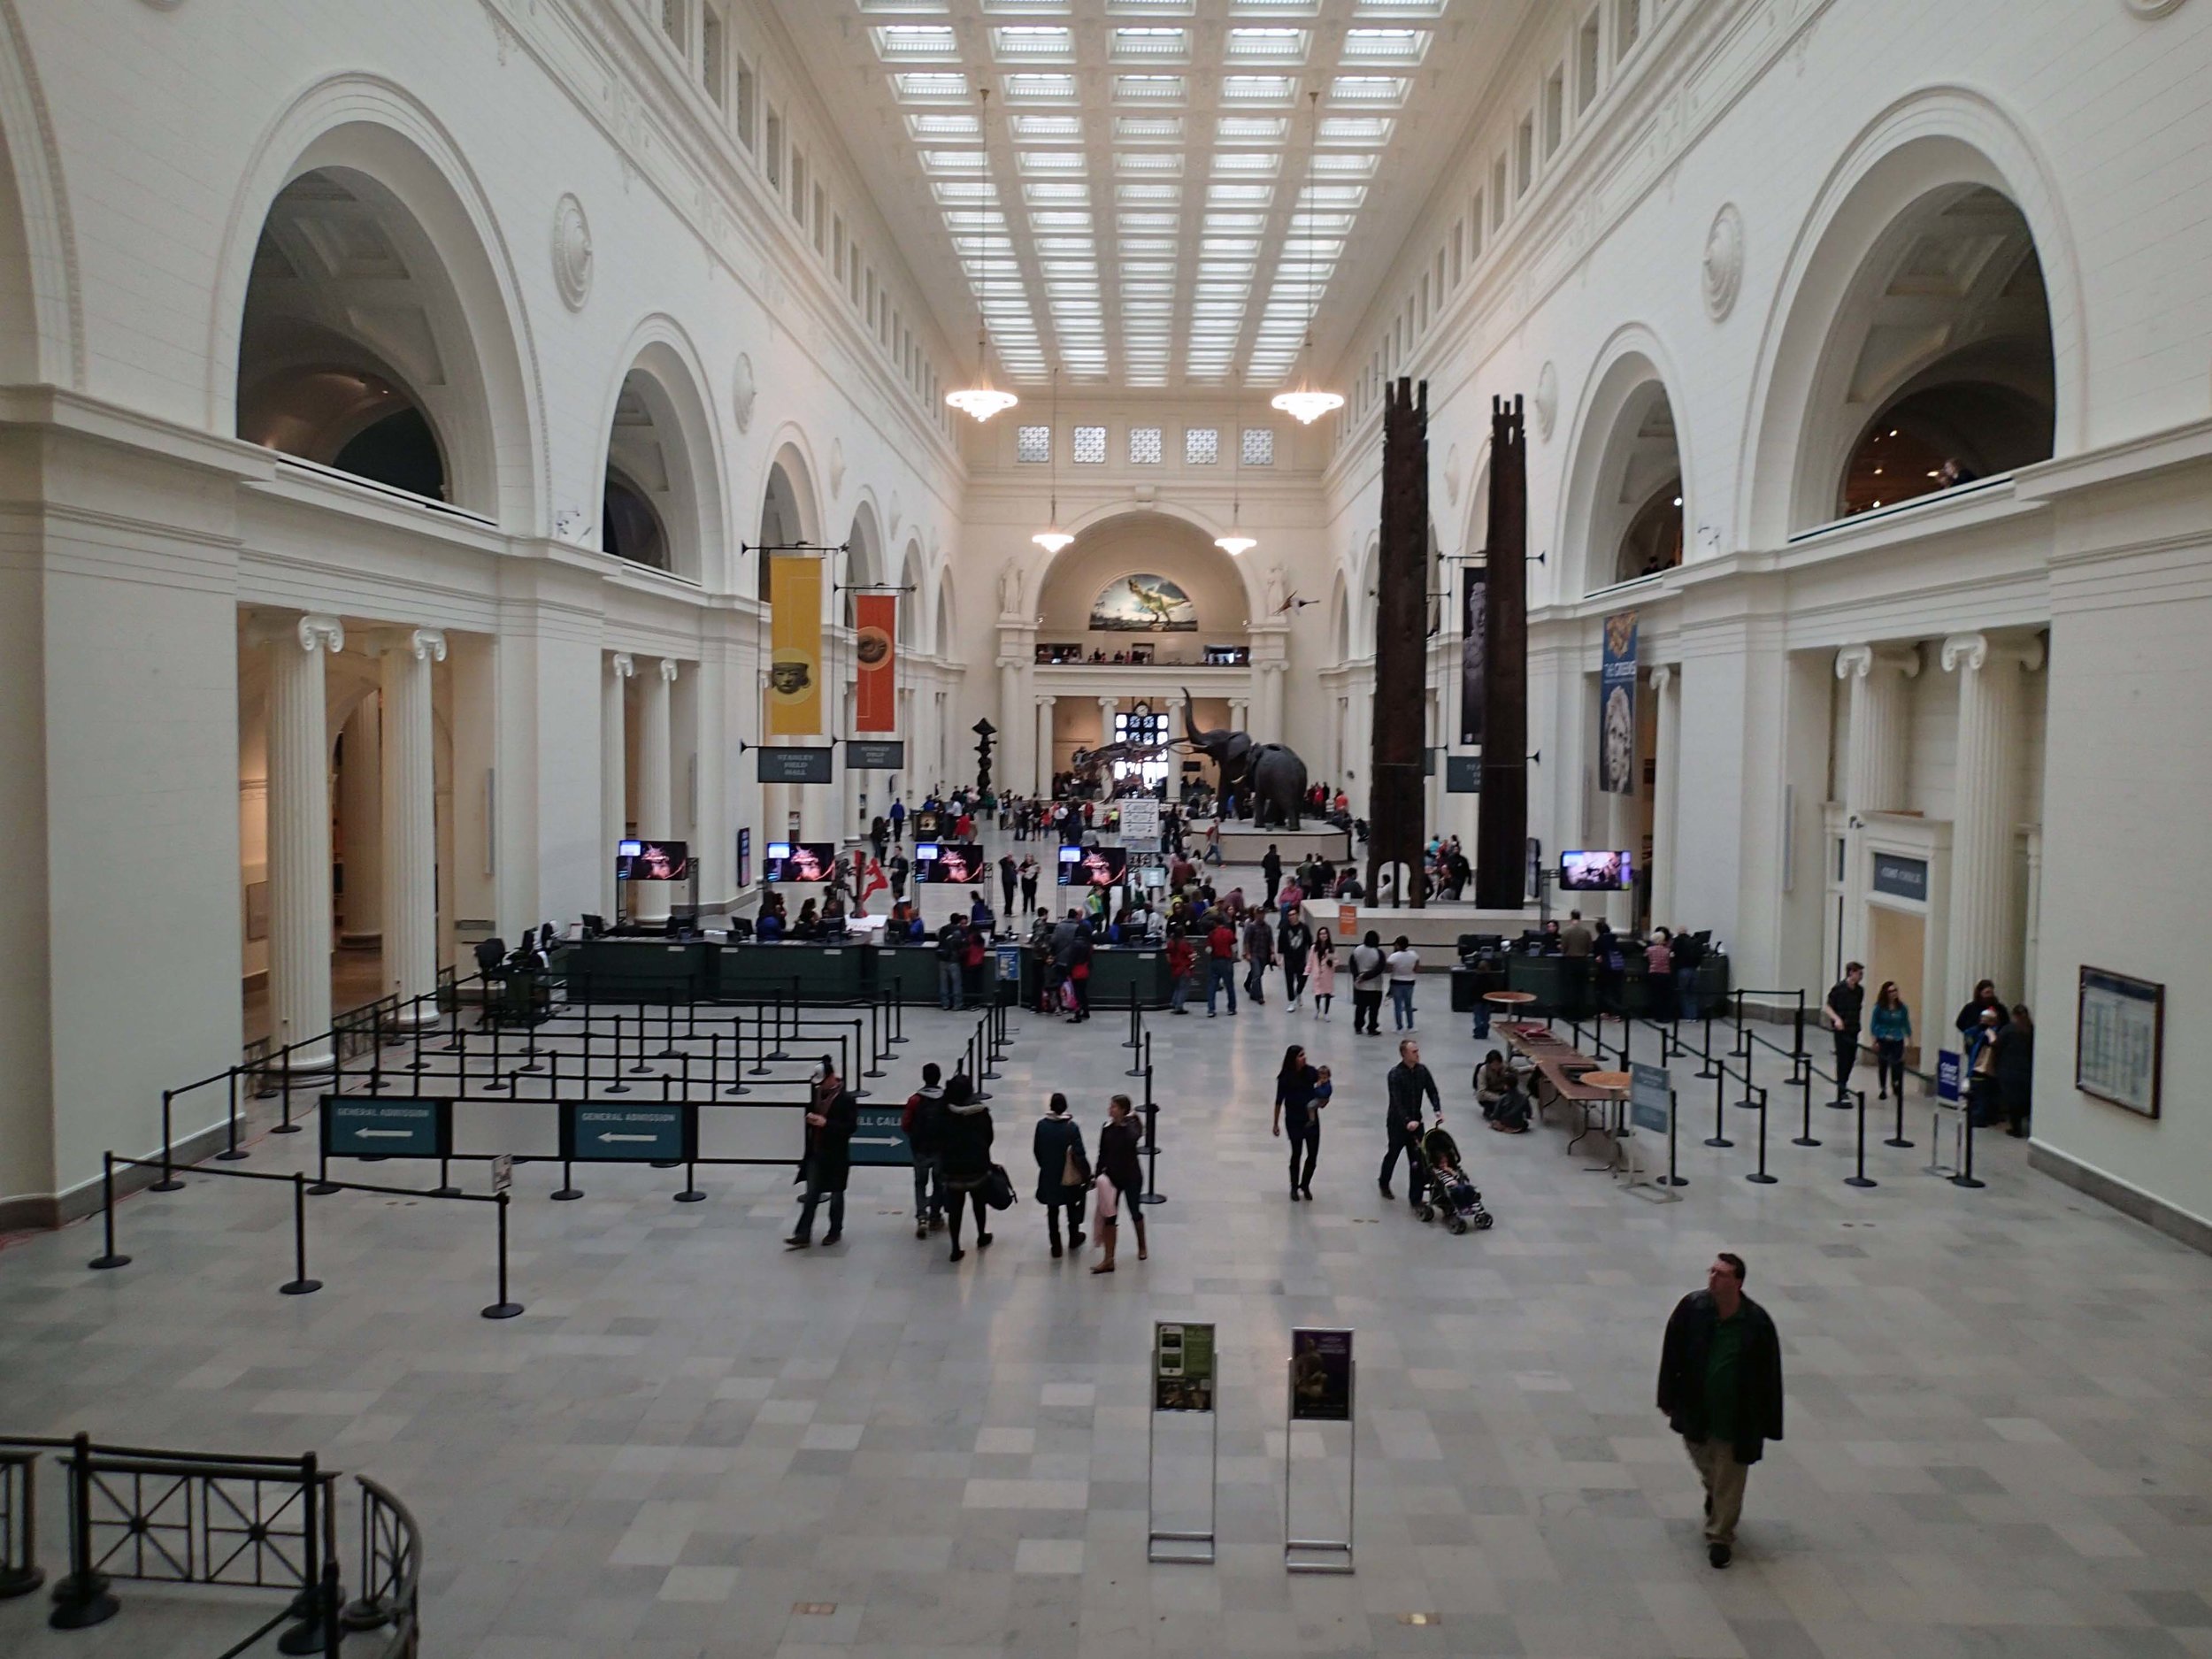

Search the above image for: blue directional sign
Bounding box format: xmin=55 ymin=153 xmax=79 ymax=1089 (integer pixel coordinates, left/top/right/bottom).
xmin=849 ymin=1103 xmax=914 ymax=1167
xmin=562 ymin=1102 xmax=692 ymax=1163
xmin=1629 ymin=1063 xmax=1671 ymax=1134
xmin=322 ymin=1098 xmax=448 ymax=1159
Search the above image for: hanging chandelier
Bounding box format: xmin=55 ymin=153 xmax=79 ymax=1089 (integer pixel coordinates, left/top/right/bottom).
xmin=946 ymin=88 xmax=1018 ymax=424
xmin=1033 ymin=367 xmax=1071 ymax=553
xmin=1216 ymin=373 xmax=1256 ymax=557
xmin=1271 ymin=89 xmax=1344 ymax=426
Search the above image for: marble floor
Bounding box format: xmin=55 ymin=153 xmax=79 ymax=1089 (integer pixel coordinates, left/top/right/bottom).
xmin=6 ymin=840 xmax=2212 ymax=1657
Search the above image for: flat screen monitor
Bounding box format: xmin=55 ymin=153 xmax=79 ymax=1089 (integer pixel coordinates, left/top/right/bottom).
xmin=616 ymin=839 xmax=690 ymax=881
xmin=764 ymin=841 xmax=835 ymax=883
xmin=922 ymin=843 xmax=986 ymax=885
xmin=1559 ymin=849 xmax=1632 ymax=892
xmin=1062 ymin=846 xmax=1127 ymax=888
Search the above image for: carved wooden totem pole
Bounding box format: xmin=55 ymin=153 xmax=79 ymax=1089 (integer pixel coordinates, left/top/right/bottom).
xmin=1367 ymin=377 xmax=1430 ymax=908
xmin=1475 ymin=395 xmax=1529 ymax=909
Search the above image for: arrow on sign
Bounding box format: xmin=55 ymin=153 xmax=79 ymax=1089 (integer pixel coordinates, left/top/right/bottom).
xmin=600 ymin=1133 xmax=660 ymax=1144
xmin=356 ymin=1129 xmax=417 ymax=1140
xmin=852 ymin=1136 xmax=901 ymax=1147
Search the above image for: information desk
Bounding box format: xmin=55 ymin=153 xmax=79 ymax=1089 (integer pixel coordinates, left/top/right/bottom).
xmin=1435 ymin=952 xmax=1732 ymax=1019
xmin=550 ymin=936 xmax=1176 ymax=1008
xmin=712 ymin=941 xmax=866 ymax=1002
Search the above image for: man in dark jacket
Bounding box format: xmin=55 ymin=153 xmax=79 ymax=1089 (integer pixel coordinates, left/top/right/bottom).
xmin=937 ymin=917 xmax=968 ymax=1010
xmin=1656 ymin=1253 xmax=1784 ymax=1568
xmin=787 ymin=1056 xmax=857 ymax=1249
xmin=903 ymin=1063 xmax=948 ymax=1238
xmin=1379 ymin=1039 xmax=1440 ymax=1204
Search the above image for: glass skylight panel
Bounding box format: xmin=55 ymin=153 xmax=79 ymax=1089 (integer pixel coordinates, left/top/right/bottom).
xmin=1341 ymin=27 xmax=1430 ymax=62
xmin=1300 ymin=183 xmax=1367 ymax=207
xmin=873 ymin=25 xmax=958 ymax=59
xmin=933 ymin=180 xmax=1000 ymax=204
xmin=1226 ymin=27 xmax=1308 ymax=62
xmin=921 ymin=150 xmax=989 ymax=173
xmin=1212 ymin=152 xmax=1280 ymax=175
xmin=1118 ymin=239 xmax=1179 ymax=257
xmin=1202 ymin=211 xmax=1268 ymax=232
xmin=1329 ymin=75 xmax=1406 ymax=104
xmin=1318 ymin=115 xmax=1393 ymax=143
xmin=1002 ymin=73 xmax=1077 ymax=101
xmin=1222 ymin=74 xmax=1297 ymax=103
xmin=892 ymin=72 xmax=971 ymax=102
xmin=1033 ymin=235 xmax=1096 ymax=254
xmin=1113 ymin=74 xmax=1186 ymax=102
xmin=1113 ymin=116 xmax=1183 ymax=142
xmin=1119 ymin=258 xmax=1177 ymax=277
xmin=1112 ymin=27 xmax=1189 ymax=59
xmin=1024 ymin=183 xmax=1090 ymax=204
xmin=860 ymin=0 xmax=951 ymax=12
xmin=1217 ymin=116 xmax=1290 ymax=144
xmin=1115 ymin=151 xmax=1183 ymax=174
xmin=908 ymin=113 xmax=981 ymax=140
xmin=1017 ymin=425 xmax=1052 ymax=463
xmin=1010 ymin=114 xmax=1082 ymax=141
xmin=1116 ymin=183 xmax=1181 ymax=204
xmin=1351 ymin=0 xmax=1445 ymax=12
xmin=1017 ymin=150 xmax=1085 ymax=173
xmin=1313 ymin=152 xmax=1378 ymax=175
xmin=1027 ymin=208 xmax=1092 ymax=227
xmin=992 ymin=26 xmax=1073 ymax=58
xmin=1232 ymin=0 xmax=1322 ymax=12
xmin=1205 ymin=185 xmax=1272 ymax=207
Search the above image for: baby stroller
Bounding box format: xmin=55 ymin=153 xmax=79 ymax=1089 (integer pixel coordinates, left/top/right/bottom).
xmin=1415 ymin=1122 xmax=1494 ymax=1234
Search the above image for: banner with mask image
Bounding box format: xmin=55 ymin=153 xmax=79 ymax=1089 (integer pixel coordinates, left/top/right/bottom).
xmin=1459 ymin=567 xmax=1487 ymax=746
xmin=768 ymin=554 xmax=825 ymax=738
xmin=854 ymin=593 xmax=896 ymax=733
xmin=1598 ymin=610 xmax=1638 ymax=795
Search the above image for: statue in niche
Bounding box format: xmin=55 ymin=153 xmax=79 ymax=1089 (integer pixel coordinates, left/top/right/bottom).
xmin=999 ymin=559 xmax=1025 ymax=616
xmin=1179 ymin=689 xmax=1309 ymax=831
xmin=1263 ymin=562 xmax=1288 ymax=618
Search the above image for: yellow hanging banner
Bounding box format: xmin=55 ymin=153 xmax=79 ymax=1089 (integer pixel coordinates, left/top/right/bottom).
xmin=766 ymin=554 xmax=825 ymax=737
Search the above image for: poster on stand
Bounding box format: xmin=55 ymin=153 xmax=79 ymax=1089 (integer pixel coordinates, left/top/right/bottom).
xmin=1154 ymin=1322 xmax=1217 ymax=1413
xmin=1599 ymin=610 xmax=1638 ymax=795
xmin=1289 ymin=1329 xmax=1354 ymax=1422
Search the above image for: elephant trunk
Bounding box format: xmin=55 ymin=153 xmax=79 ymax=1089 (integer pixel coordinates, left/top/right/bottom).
xmin=1179 ymin=687 xmax=1202 ymax=747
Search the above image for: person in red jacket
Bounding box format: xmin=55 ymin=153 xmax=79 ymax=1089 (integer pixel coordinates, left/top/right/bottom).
xmin=1165 ymin=928 xmax=1195 ymax=1016
xmin=1205 ymin=917 xmax=1238 ymax=1017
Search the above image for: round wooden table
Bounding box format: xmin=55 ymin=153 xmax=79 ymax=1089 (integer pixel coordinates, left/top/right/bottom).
xmin=1581 ymin=1070 xmax=1632 ymax=1094
xmin=1484 ymin=989 xmax=1538 ymax=1026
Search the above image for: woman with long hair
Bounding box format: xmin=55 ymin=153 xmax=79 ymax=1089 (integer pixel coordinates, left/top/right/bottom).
xmin=1993 ymin=1004 xmax=2035 ymax=1137
xmin=1310 ymin=926 xmax=1336 ymax=1020
xmin=1090 ymin=1094 xmax=1148 ymax=1273
xmin=1870 ymin=980 xmax=1912 ymax=1101
xmin=1272 ymin=1044 xmax=1325 ymax=1199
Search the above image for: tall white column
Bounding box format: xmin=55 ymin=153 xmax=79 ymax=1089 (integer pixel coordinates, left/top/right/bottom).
xmin=1834 ymin=644 xmax=1919 ymax=969
xmin=268 ymin=614 xmax=343 ymax=1070
xmin=1648 ymin=664 xmax=1680 ymax=927
xmin=1034 ymin=695 xmax=1056 ymax=794
xmin=1941 ymin=633 xmax=2042 ymax=1018
xmin=602 ymin=653 xmax=634 ymax=918
xmin=1000 ymin=656 xmax=1028 ymax=789
xmin=335 ymin=698 xmax=381 ymax=946
xmin=1098 ymin=695 xmax=1119 ymax=749
xmin=380 ymin=627 xmax=445 ymax=1017
xmin=634 ymin=657 xmax=677 ymax=924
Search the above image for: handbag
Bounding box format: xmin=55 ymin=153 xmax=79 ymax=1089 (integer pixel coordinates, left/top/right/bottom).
xmin=982 ymin=1163 xmax=1017 ymax=1211
xmin=1062 ymin=1143 xmax=1091 ymax=1188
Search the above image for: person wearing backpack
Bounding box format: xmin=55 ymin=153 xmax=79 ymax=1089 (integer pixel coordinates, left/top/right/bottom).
xmin=903 ymin=1063 xmax=948 ymax=1239
xmin=1033 ymin=1093 xmax=1089 ymax=1259
xmin=1349 ymin=931 xmax=1388 ymax=1035
xmin=936 ymin=916 xmax=967 ymax=1010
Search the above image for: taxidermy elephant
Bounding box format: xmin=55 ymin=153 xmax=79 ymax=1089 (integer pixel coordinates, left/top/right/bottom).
xmin=1179 ymin=689 xmax=1309 ymax=831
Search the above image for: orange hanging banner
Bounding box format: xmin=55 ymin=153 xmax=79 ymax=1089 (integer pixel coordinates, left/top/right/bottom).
xmin=854 ymin=594 xmax=897 ymax=733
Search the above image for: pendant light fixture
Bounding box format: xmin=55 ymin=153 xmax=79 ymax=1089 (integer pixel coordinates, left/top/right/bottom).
xmin=1215 ymin=373 xmax=1256 ymax=557
xmin=1032 ymin=367 xmax=1072 ymax=554
xmin=946 ymin=88 xmax=1019 ymax=424
xmin=1271 ymin=88 xmax=1345 ymax=426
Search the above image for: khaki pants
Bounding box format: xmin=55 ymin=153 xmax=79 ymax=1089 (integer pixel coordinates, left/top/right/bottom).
xmin=1683 ymin=1436 xmax=1749 ymax=1547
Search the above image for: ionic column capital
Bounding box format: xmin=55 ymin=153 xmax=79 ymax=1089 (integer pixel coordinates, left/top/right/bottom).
xmin=407 ymin=627 xmax=447 ymax=664
xmin=1648 ymin=663 xmax=1674 ymax=694
xmin=1835 ymin=642 xmax=1919 ymax=683
xmin=657 ymin=656 xmax=680 ymax=684
xmin=611 ymin=651 xmax=636 ymax=679
xmin=1941 ymin=632 xmax=2045 ymax=677
xmin=1034 ymin=694 xmax=1056 ymax=708
xmin=296 ymin=613 xmax=344 ymax=656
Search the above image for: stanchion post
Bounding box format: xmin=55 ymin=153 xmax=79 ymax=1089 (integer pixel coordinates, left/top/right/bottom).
xmin=483 ymin=1191 xmax=525 ymax=1317
xmin=1845 ymin=1090 xmax=1878 ymax=1187
xmin=432 ymin=1152 xmax=461 ymax=1199
xmin=1885 ymin=1077 xmax=1915 ymax=1149
xmin=1746 ymin=1088 xmax=1777 ymax=1184
xmin=1695 ymin=1010 xmax=1718 ymax=1079
xmin=1141 ymin=1064 xmax=1164 ymax=1206
xmin=87 ymin=1153 xmax=130 ymax=1270
xmin=152 ymin=1092 xmax=185 ymax=1192
xmin=1949 ymin=1105 xmax=1985 ymax=1189
xmin=1734 ymin=1036 xmax=1758 ymax=1110
xmin=1661 ymin=1088 xmax=1687 ymax=1187
xmin=219 ymin=1069 xmax=249 ymax=1160
xmin=550 ymin=1159 xmax=582 ymax=1202
xmin=280 ymin=1171 xmax=322 ymax=1294
xmin=1704 ymin=1063 xmax=1732 ymax=1149
xmin=675 ymin=1158 xmax=705 ymax=1203
xmin=1793 ymin=1065 xmax=1822 ymax=1148
xmin=45 ymin=1433 xmax=117 ymax=1630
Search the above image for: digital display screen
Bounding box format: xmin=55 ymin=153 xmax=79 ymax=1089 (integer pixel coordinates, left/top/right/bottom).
xmin=1060 ymin=847 xmax=1128 ymax=888
xmin=616 ymin=840 xmax=690 ymax=881
xmin=1559 ymin=850 xmax=1633 ymax=892
xmin=764 ymin=841 xmax=836 ymax=883
xmin=922 ymin=844 xmax=986 ymax=885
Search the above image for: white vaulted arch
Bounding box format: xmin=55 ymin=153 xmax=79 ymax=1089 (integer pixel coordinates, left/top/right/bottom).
xmin=593 ymin=318 xmax=728 ymax=586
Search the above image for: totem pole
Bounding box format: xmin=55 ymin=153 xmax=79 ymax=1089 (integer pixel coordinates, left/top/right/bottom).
xmin=1475 ymin=395 xmax=1528 ymax=909
xmin=1367 ymin=377 xmax=1430 ymax=908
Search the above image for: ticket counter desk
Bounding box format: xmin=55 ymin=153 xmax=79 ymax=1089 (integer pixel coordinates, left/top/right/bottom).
xmin=555 ymin=937 xmax=864 ymax=1003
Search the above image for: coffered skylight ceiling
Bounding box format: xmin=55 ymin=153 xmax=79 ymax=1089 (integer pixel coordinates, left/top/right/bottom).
xmin=775 ymin=0 xmax=1527 ymax=392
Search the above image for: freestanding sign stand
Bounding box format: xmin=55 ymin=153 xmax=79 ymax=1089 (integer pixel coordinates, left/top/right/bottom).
xmin=1624 ymin=1062 xmax=1682 ymax=1201
xmin=1148 ymin=1321 xmax=1217 ymax=1563
xmin=1285 ymin=1328 xmax=1355 ymax=1574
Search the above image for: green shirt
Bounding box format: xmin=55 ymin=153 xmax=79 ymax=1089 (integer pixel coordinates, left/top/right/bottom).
xmin=1704 ymin=1313 xmax=1744 ymax=1443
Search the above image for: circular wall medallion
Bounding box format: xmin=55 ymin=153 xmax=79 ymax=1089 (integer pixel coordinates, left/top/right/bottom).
xmin=732 ymin=353 xmax=757 ymax=434
xmin=551 ymin=194 xmax=593 ymax=311
xmin=1534 ymin=362 xmax=1559 ymax=442
xmin=1702 ymin=203 xmax=1745 ymax=322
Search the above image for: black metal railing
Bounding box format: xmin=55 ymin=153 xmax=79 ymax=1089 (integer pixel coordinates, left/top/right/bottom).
xmin=341 ymin=1477 xmax=420 ymax=1657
